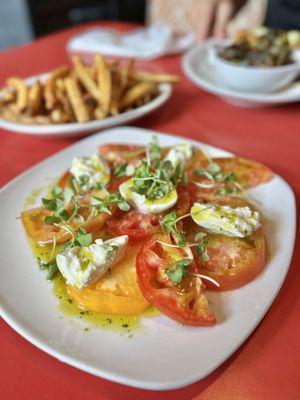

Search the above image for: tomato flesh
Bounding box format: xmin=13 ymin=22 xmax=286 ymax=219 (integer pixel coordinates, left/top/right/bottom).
xmin=187 ymin=223 xmax=267 ymax=291
xmin=136 ymin=237 xmax=216 ymax=326
xmin=213 ymin=157 xmax=273 ymax=189
xmin=107 ymin=212 xmax=159 ymax=242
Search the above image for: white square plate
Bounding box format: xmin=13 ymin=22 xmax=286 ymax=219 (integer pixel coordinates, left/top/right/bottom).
xmin=0 ymin=127 xmax=296 ymax=390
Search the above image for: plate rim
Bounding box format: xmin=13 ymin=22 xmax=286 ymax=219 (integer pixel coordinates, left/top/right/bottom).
xmin=0 ymin=126 xmax=297 ymax=390
xmin=182 ymin=42 xmax=300 ymax=104
xmin=0 ymin=73 xmax=172 ymax=137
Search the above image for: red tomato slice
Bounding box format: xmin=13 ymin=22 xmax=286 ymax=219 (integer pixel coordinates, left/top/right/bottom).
xmin=189 ymin=226 xmax=266 ymax=291
xmin=57 ymin=171 xmax=72 ymax=189
xmin=213 ymin=157 xmax=273 ymax=189
xmin=99 ymin=144 xmax=146 ymax=164
xmin=174 ymin=185 xmax=191 ymax=216
xmin=136 ymin=237 xmax=216 ymax=326
xmin=186 ymin=149 xmax=210 ymax=173
xmin=187 ymin=182 xmax=249 ymax=208
xmin=107 ymin=212 xmax=159 ymax=242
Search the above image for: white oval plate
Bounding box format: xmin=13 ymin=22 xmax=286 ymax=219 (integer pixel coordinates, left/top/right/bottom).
xmin=182 ymin=41 xmax=300 ymax=108
xmin=0 ymin=127 xmax=296 ymax=390
xmin=0 ymin=74 xmax=172 ymax=138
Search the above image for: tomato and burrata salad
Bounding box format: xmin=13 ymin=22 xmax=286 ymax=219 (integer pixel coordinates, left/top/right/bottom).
xmin=21 ymin=136 xmax=273 ymax=326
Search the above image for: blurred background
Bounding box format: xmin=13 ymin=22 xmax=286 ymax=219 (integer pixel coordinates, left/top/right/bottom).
xmin=0 ymin=0 xmax=146 ymax=51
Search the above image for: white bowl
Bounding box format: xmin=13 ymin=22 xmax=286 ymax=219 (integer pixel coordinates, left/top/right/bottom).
xmin=212 ymin=46 xmax=300 ymax=94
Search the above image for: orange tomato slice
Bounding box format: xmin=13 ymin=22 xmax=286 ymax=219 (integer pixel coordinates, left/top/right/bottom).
xmin=67 ymin=244 xmax=150 ymax=315
xmin=21 ymin=207 xmax=111 ymax=244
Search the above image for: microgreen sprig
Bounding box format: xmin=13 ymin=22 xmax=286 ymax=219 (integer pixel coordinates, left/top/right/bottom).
xmin=161 ymin=211 xmax=187 ymax=246
xmin=91 ymin=192 xmax=130 ymax=215
xmin=160 ymin=211 xmax=210 ymax=261
xmin=42 ymin=186 xmax=75 ymax=225
xmin=37 ymin=257 xmax=59 ymax=280
xmin=166 ymin=258 xmax=192 ymax=284
xmin=63 ymin=227 xmax=93 ymax=249
xmin=113 ymin=162 xmax=127 ymax=178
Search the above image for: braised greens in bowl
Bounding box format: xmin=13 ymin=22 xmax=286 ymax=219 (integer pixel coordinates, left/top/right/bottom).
xmin=218 ymin=28 xmax=294 ymax=67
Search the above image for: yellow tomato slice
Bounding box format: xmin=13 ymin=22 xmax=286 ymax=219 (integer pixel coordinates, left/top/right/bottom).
xmin=67 ymin=244 xmax=150 ymax=315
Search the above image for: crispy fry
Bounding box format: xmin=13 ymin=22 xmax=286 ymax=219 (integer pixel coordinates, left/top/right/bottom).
xmin=55 ymin=78 xmax=65 ymax=93
xmin=119 ymin=82 xmax=157 ymax=110
xmin=86 ymin=64 xmax=97 ymax=80
xmin=110 ymin=99 xmax=119 ymax=116
xmin=55 ymin=86 xmax=75 ymax=121
xmin=6 ymin=78 xmax=28 ymax=112
xmin=2 ymin=88 xmax=16 ymax=103
xmin=50 ymin=108 xmax=70 ymax=124
xmin=1 ymin=106 xmax=50 ymax=124
xmin=72 ymin=56 xmax=100 ymax=102
xmin=1 ymin=52 xmax=177 ymax=125
xmin=64 ymin=77 xmax=90 ymax=123
xmin=27 ymin=80 xmax=43 ymax=116
xmin=129 ymin=70 xmax=180 ymax=83
xmin=1 ymin=106 xmax=19 ymax=122
xmin=44 ymin=66 xmax=69 ymax=110
xmin=95 ymin=53 xmax=112 ymax=115
xmin=94 ymin=107 xmax=106 ymax=120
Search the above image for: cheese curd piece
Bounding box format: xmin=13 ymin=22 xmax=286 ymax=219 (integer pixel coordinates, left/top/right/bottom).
xmin=164 ymin=143 xmax=193 ymax=168
xmin=70 ymin=154 xmax=110 ymax=190
xmin=191 ymin=203 xmax=261 ymax=237
xmin=119 ymin=178 xmax=177 ymax=214
xmin=56 ymin=235 xmax=128 ymax=289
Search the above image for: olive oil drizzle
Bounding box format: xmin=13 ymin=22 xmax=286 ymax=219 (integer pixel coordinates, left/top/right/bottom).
xmin=30 ymin=234 xmax=159 ymax=333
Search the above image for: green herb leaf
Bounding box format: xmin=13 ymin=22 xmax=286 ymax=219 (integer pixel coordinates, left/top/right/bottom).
xmin=166 ymin=258 xmax=192 ymax=284
xmin=47 ymin=263 xmax=59 ymax=280
xmin=132 ymin=160 xmax=174 ymax=201
xmin=42 ymin=198 xmax=58 ymax=211
xmin=63 ymin=187 xmax=74 ymax=204
xmin=195 ymin=232 xmax=210 ymax=262
xmin=114 ymin=162 xmax=127 ymax=178
xmin=161 ymin=211 xmax=187 ymax=246
xmin=76 ymin=228 xmax=93 ymax=247
xmin=149 ymin=135 xmax=161 ymax=161
xmin=173 ymin=162 xmax=188 ymax=185
xmin=92 ymin=192 xmax=130 ymax=214
xmin=37 ymin=257 xmax=59 ymax=280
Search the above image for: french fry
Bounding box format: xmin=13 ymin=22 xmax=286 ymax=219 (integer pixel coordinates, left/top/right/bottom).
xmin=95 ymin=53 xmax=111 ymax=115
xmin=55 ymin=86 xmax=75 ymax=121
xmin=110 ymin=99 xmax=119 ymax=116
xmin=119 ymin=82 xmax=157 ymax=110
xmin=1 ymin=106 xmax=19 ymax=122
xmin=50 ymin=108 xmax=70 ymax=124
xmin=72 ymin=56 xmax=100 ymax=102
xmin=2 ymin=88 xmax=16 ymax=103
xmin=55 ymin=78 xmax=65 ymax=93
xmin=64 ymin=77 xmax=90 ymax=123
xmin=129 ymin=70 xmax=180 ymax=83
xmin=44 ymin=66 xmax=69 ymax=110
xmin=27 ymin=80 xmax=43 ymax=116
xmin=6 ymin=78 xmax=28 ymax=112
xmin=1 ymin=52 xmax=178 ymax=126
xmin=86 ymin=64 xmax=97 ymax=80
xmin=120 ymin=59 xmax=134 ymax=87
xmin=1 ymin=106 xmax=50 ymax=125
xmin=94 ymin=107 xmax=106 ymax=120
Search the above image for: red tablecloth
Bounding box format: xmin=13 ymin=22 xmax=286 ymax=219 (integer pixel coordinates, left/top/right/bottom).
xmin=0 ymin=22 xmax=299 ymax=400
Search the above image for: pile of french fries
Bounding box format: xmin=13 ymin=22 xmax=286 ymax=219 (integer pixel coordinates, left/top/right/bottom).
xmin=0 ymin=54 xmax=179 ymax=125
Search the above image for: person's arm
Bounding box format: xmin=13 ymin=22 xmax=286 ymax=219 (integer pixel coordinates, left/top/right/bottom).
xmin=189 ymin=0 xmax=237 ymax=41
